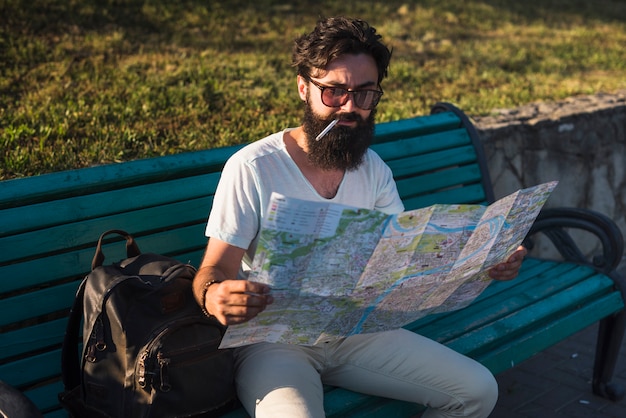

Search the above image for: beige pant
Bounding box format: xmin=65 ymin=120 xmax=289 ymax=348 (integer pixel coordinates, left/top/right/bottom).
xmin=234 ymin=328 xmax=497 ymax=418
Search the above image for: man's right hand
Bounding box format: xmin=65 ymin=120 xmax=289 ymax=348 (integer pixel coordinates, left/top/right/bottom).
xmin=204 ymin=279 xmax=273 ymax=325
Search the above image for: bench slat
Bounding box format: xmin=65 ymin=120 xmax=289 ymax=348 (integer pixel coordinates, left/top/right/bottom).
xmin=0 ymin=197 xmax=211 ymax=266
xmin=337 ymin=397 xmax=423 ymax=418
xmin=0 ymin=224 xmax=206 ymax=295
xmin=1 ymin=349 xmax=61 ymax=388
xmin=373 ymin=112 xmax=460 ymax=143
xmin=395 ymin=164 xmax=484 ymax=200
xmin=0 ymin=248 xmax=92 ymax=294
xmin=371 ymin=128 xmax=470 ymax=161
xmin=24 ymin=380 xmax=64 ymax=414
xmin=479 ymin=293 xmax=624 ymax=374
xmin=0 ymin=172 xmax=221 ymax=237
xmin=0 ymin=281 xmax=78 ymax=328
xmin=386 ymin=145 xmax=478 ymax=178
xmin=0 ymin=318 xmax=67 ymax=361
xmin=402 ymin=183 xmax=488 ymax=209
xmin=0 ymin=145 xmax=244 ymax=210
xmin=44 ymin=410 xmax=68 ymax=418
xmin=320 ymin=390 xmax=376 ymax=418
xmin=446 ymin=275 xmax=619 ymax=355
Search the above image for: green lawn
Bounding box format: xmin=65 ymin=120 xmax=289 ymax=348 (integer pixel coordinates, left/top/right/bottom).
xmin=2 ymin=0 xmax=625 ymax=179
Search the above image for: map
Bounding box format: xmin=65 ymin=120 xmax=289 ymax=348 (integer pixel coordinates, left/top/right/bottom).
xmin=219 ymin=181 xmax=558 ymax=348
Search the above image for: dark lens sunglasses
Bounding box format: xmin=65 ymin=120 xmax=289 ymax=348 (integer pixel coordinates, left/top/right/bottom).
xmin=307 ymin=78 xmax=383 ymax=110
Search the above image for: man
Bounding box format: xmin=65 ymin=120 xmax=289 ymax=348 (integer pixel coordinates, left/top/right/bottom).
xmin=193 ymin=16 xmax=526 ymax=418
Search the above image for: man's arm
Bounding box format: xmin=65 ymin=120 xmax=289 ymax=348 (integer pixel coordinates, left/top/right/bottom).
xmin=193 ymin=238 xmax=273 ymax=325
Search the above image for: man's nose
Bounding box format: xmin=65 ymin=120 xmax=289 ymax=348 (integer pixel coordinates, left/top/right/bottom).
xmin=339 ymin=92 xmax=357 ymax=112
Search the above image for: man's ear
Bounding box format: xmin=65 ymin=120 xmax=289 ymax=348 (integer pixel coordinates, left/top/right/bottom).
xmin=296 ymin=75 xmax=308 ymax=102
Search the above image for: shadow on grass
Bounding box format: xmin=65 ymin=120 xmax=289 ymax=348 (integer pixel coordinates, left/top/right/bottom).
xmin=3 ymin=0 xmax=624 ymax=53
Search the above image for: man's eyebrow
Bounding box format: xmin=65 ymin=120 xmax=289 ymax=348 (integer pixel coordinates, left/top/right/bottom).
xmin=325 ymin=80 xmax=378 ymax=89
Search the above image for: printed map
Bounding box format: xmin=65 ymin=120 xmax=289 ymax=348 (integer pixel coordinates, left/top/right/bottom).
xmin=219 ymin=181 xmax=558 ymax=348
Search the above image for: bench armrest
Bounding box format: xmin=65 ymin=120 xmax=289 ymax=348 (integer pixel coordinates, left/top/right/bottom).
xmin=525 ymin=207 xmax=625 ymax=275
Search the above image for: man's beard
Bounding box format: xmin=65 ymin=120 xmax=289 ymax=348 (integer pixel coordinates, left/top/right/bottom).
xmin=301 ymin=104 xmax=376 ymax=171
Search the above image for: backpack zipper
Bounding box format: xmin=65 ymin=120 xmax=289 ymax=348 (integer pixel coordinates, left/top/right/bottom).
xmin=136 ymin=316 xmax=222 ymax=391
xmin=85 ymin=315 xmax=106 ymax=363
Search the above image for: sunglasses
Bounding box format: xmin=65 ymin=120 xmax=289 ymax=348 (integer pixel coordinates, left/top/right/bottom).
xmin=307 ymin=78 xmax=383 ymax=110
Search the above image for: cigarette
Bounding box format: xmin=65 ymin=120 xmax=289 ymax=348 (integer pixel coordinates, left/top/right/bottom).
xmin=315 ymin=119 xmax=339 ymax=141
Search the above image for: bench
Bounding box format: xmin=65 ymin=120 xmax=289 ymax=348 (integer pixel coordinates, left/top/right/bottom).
xmin=1 ymin=103 xmax=625 ymax=417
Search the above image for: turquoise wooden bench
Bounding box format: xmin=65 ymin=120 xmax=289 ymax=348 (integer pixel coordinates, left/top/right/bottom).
xmin=1 ymin=103 xmax=625 ymax=417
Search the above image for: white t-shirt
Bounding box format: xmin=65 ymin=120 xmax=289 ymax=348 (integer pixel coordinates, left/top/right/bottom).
xmin=206 ymin=129 xmax=404 ymax=276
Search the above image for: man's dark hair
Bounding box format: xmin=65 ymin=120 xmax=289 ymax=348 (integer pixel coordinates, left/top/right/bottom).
xmin=292 ymin=17 xmax=392 ymax=84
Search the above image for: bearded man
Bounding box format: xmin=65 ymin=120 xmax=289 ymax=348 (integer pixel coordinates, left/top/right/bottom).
xmin=192 ymin=16 xmax=526 ymax=418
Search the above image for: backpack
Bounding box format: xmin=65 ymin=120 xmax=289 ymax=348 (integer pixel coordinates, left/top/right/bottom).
xmin=59 ymin=229 xmax=237 ymax=417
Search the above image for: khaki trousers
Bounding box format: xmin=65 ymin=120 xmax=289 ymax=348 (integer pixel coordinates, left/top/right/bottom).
xmin=234 ymin=328 xmax=498 ymax=418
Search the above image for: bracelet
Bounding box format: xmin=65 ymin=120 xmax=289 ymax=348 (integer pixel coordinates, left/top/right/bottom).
xmin=199 ymin=280 xmax=218 ymax=317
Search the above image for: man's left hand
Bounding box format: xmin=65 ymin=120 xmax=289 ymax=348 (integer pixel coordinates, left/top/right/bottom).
xmin=488 ymin=245 xmax=528 ymax=281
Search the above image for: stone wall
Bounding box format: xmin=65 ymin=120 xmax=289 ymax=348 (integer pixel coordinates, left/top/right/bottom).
xmin=473 ymin=90 xmax=626 ymax=274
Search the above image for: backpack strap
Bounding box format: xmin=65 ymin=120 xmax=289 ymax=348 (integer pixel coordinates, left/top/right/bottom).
xmin=60 ymin=277 xmax=87 ymax=391
xmin=91 ymin=229 xmax=141 ymax=270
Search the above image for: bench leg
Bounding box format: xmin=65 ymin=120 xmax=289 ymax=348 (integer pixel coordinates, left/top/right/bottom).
xmin=592 ymin=309 xmax=626 ymax=401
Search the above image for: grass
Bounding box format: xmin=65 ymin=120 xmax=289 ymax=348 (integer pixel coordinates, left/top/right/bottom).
xmin=1 ymin=0 xmax=625 ymax=179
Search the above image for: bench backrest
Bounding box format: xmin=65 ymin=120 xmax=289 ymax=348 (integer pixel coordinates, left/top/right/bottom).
xmin=0 ymin=102 xmax=493 ymax=415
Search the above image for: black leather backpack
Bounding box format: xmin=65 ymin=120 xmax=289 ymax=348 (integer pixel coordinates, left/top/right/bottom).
xmin=59 ymin=230 xmax=237 ymax=417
